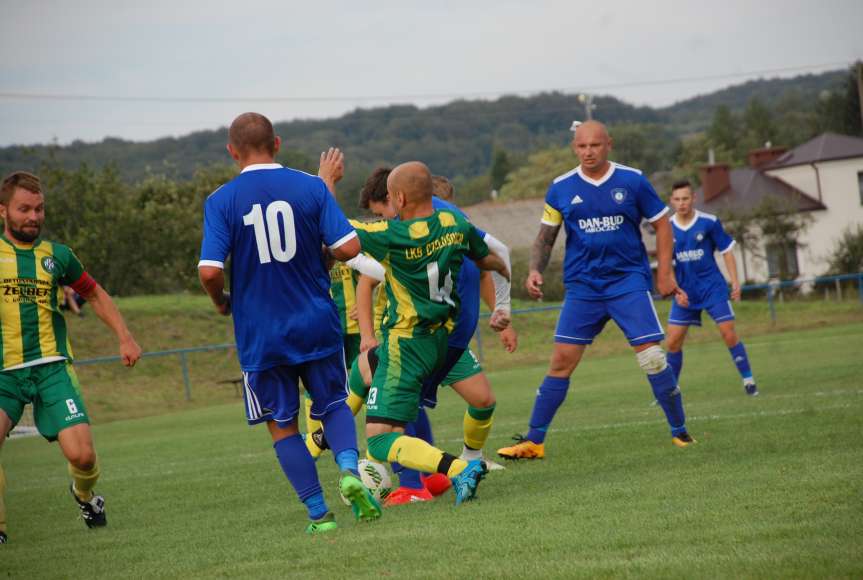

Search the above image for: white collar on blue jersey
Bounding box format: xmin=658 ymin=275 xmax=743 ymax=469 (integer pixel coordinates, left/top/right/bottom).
xmin=671 ymin=210 xmax=701 ymax=231
xmin=241 ymin=163 xmax=283 ymax=174
xmin=575 ymin=163 xmax=615 ymax=187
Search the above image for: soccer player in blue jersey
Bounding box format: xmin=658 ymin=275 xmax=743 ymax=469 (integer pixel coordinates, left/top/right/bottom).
xmin=498 ymin=120 xmax=695 ymax=459
xmin=665 ymin=181 xmax=758 ymax=396
xmin=198 ymin=112 xmax=381 ymax=534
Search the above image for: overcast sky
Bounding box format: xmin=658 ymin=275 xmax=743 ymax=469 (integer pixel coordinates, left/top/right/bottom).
xmin=1 ymin=0 xmax=861 ymax=147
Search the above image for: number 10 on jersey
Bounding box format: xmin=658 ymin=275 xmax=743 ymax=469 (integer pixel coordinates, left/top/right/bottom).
xmin=244 ymin=202 xmax=297 ymax=264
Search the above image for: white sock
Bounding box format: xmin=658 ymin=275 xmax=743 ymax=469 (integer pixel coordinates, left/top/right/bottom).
xmin=460 ymin=446 xmax=482 ymax=461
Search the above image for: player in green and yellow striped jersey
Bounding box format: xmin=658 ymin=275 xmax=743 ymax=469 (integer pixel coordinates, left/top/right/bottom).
xmin=0 ymin=172 xmax=142 ymax=544
xmin=352 ymin=162 xmax=509 ymax=505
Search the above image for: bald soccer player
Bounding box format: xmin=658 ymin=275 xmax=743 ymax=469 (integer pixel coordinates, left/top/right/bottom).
xmin=199 ymin=112 xmax=380 ymax=534
xmin=498 ymin=121 xmax=695 ymax=460
xmin=351 ymin=162 xmax=510 ymax=505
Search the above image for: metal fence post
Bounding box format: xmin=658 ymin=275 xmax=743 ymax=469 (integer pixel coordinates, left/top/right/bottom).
xmin=180 ymin=352 xmax=192 ymax=401
xmin=767 ymin=283 xmax=777 ymax=324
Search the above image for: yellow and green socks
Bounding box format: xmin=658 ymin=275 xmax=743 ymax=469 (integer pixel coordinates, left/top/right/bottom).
xmin=69 ymin=459 xmax=100 ymax=502
xmin=463 ymin=404 xmax=495 ymax=452
xmin=367 ymin=432 xmax=468 ymax=478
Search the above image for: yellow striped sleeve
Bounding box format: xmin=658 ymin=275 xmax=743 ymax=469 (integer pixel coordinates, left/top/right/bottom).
xmin=541 ymin=203 xmax=563 ymax=226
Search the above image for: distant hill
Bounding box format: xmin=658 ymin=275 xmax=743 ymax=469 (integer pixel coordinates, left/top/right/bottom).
xmin=0 ymin=69 xmax=848 ymax=186
xmin=660 ymin=69 xmax=847 ymax=134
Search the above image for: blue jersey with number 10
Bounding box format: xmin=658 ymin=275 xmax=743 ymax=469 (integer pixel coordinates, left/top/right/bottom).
xmin=199 ymin=164 xmax=357 ymax=372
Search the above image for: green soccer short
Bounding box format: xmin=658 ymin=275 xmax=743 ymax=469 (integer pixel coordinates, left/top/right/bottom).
xmin=0 ymin=360 xmax=90 ymax=441
xmin=441 ymin=348 xmax=483 ymax=386
xmin=365 ymin=328 xmax=447 ymax=424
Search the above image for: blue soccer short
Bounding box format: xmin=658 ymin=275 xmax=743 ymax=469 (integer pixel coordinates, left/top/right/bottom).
xmin=668 ymin=300 xmax=735 ymax=327
xmin=241 ymin=349 xmax=348 ymax=427
xmin=555 ymin=291 xmax=665 ymax=346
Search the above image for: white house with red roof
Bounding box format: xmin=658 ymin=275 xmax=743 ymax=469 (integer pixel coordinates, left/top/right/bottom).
xmin=694 ymin=132 xmax=863 ymax=282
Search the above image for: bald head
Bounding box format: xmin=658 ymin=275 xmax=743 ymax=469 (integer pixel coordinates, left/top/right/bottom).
xmin=387 ymin=161 xmax=433 ymax=205
xmin=229 ymin=112 xmax=276 ymax=157
xmin=572 ymin=120 xmax=612 ymax=175
xmin=573 ymin=120 xmax=610 ymax=143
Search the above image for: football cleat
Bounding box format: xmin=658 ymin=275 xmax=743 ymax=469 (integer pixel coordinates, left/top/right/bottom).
xmin=421 ymin=473 xmax=452 ymax=496
xmin=459 ymin=452 xmax=505 ymax=472
xmin=744 ymin=383 xmax=759 ymax=397
xmin=339 ymin=472 xmax=382 ymax=522
xmin=70 ymin=485 xmax=107 ymax=528
xmin=482 ymin=458 xmax=507 ymax=471
xmin=0 ymin=531 xmax=7 ymax=544
xmin=497 ymin=434 xmax=545 ymax=460
xmin=305 ymin=512 xmax=338 ymax=534
xmin=671 ymin=432 xmax=697 ymax=448
xmin=451 ymin=460 xmax=488 ymax=506
xmin=384 ymin=486 xmax=433 ymax=507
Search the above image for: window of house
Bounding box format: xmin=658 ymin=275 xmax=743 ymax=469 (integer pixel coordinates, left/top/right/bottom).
xmin=766 ymin=242 xmax=799 ymax=279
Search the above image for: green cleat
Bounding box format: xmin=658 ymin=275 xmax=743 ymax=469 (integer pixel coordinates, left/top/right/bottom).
xmin=339 ymin=471 xmax=382 ymax=522
xmin=305 ymin=512 xmax=338 ymax=534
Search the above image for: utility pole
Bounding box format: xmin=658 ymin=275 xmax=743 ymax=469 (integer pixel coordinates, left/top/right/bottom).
xmin=578 ymin=93 xmax=596 ymax=121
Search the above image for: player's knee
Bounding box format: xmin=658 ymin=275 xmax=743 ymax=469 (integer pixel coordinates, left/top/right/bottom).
xmin=636 ymin=345 xmax=668 ymax=375
xmin=67 ymin=448 xmax=96 ymax=471
xmin=472 ymin=391 xmax=496 ymax=409
xmin=720 ymin=327 xmax=738 ymax=347
xmin=549 ymin=350 xmax=579 ymax=375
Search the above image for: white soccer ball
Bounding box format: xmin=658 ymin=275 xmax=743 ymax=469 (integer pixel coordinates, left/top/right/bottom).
xmin=340 ymin=459 xmax=392 ymax=505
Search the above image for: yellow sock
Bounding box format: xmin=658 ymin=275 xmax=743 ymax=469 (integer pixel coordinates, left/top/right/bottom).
xmin=386 ymin=435 xmax=446 ymax=473
xmin=69 ymin=459 xmax=100 ymax=502
xmin=304 ymin=396 xmax=323 ymax=435
xmin=463 ymin=407 xmax=495 ymax=451
xmin=0 ymin=463 xmax=6 ymax=533
xmin=446 ymin=458 xmax=469 ymax=478
xmin=347 ymin=391 xmax=365 ymax=416
xmin=303 ymin=396 xmax=325 ymax=457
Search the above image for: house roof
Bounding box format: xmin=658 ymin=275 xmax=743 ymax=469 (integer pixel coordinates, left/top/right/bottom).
xmin=767 ymin=132 xmax=863 ymax=169
xmin=695 ymin=167 xmax=826 ymax=215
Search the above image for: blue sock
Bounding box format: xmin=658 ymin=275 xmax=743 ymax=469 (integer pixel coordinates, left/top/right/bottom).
xmin=728 ymin=342 xmax=754 ymax=382
xmin=335 ymin=449 xmax=359 ymax=476
xmin=391 ymin=408 xmax=429 ymax=489
xmin=412 ymin=407 xmax=434 ymax=444
xmin=526 ymin=376 xmax=570 ymax=444
xmin=320 ymin=402 xmax=359 ymax=476
xmin=647 ymin=367 xmax=687 ymax=436
xmin=273 ymin=434 xmax=328 ymax=519
xmin=667 ymin=350 xmax=683 ymax=381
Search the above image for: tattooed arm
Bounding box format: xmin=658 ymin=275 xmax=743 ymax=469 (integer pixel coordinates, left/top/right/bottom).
xmin=525 ymin=223 xmax=561 ymax=300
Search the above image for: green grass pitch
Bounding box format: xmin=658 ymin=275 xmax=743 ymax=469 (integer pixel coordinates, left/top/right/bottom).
xmin=2 ymin=322 xmax=862 ymax=578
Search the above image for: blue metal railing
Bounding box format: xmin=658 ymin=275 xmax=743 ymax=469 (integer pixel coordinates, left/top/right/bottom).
xmin=471 ymin=272 xmax=863 ymax=362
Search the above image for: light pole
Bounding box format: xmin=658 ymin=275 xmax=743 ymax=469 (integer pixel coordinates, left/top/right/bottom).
xmin=578 ymin=93 xmax=596 ymax=121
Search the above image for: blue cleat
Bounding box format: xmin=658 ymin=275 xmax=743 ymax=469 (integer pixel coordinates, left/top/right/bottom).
xmin=451 ymin=459 xmax=488 ymax=506
xmin=744 ymin=382 xmax=759 ymax=397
